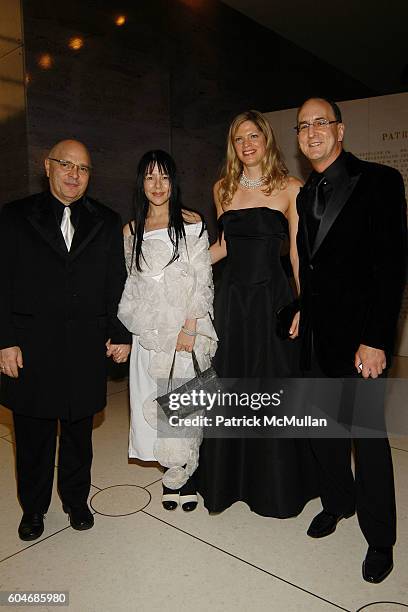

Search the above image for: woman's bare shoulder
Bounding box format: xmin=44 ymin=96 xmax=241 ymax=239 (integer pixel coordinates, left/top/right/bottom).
xmin=214 ymin=179 xmax=226 ymax=199
xmin=123 ymin=221 xmax=134 ymax=236
xmin=182 ymin=209 xmax=202 ymax=224
xmin=286 ymin=175 xmax=304 ymax=192
xmin=213 ymin=180 xmax=225 ymax=216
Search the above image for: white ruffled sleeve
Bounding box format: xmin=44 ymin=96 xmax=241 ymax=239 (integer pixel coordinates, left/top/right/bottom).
xmin=123 ymin=234 xmax=135 ymax=273
xmin=183 ymin=230 xmax=214 ymax=320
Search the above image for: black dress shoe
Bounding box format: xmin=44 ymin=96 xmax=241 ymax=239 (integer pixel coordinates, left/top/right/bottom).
xmin=63 ymin=504 xmax=94 ymax=530
xmin=307 ymin=509 xmax=354 ymax=538
xmin=362 ymin=546 xmax=393 ymax=583
xmin=18 ymin=513 xmax=44 ymax=541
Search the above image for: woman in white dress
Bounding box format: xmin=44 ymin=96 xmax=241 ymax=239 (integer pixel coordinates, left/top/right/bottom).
xmin=118 ymin=150 xmax=217 ymax=511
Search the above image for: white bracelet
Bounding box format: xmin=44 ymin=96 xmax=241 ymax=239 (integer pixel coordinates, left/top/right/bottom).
xmin=181 ymin=327 xmax=197 ymax=337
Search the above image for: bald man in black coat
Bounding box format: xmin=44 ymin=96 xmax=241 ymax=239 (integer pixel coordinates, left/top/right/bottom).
xmin=0 ymin=140 xmax=131 ymax=540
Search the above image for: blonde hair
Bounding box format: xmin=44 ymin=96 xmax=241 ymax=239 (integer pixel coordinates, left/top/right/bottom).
xmin=218 ymin=110 xmax=288 ymax=209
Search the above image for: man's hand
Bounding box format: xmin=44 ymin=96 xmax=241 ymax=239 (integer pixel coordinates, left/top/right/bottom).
xmin=0 ymin=346 xmax=24 ymax=378
xmin=355 ymin=344 xmax=386 ymax=379
xmin=289 ymin=312 xmax=300 ymax=340
xmin=106 ymin=339 xmax=131 ymax=363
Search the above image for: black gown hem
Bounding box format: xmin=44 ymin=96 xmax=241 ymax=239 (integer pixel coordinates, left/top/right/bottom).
xmin=199 ymin=492 xmax=318 ymax=519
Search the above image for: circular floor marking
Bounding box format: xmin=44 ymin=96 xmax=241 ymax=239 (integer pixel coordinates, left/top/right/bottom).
xmin=90 ymin=484 xmax=151 ymax=516
xmin=356 ymin=603 xmax=408 ymax=612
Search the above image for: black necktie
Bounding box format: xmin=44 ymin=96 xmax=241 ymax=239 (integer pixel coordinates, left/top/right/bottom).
xmin=306 ymin=175 xmax=326 ymax=249
xmin=312 ymin=175 xmax=326 ymax=220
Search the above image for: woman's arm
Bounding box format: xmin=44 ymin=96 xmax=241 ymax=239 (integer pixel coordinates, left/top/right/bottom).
xmin=286 ymin=177 xmax=303 ymax=339
xmin=122 ymin=221 xmax=135 ymax=272
xmin=177 ymin=225 xmax=215 ymax=351
xmin=210 ymin=181 xmax=227 ymax=264
xmin=286 ymin=177 xmax=302 ymax=295
xmin=209 ymin=237 xmax=227 ymax=264
xmin=176 ymin=319 xmax=197 ymax=352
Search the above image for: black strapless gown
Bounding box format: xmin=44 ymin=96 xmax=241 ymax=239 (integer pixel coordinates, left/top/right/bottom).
xmin=197 ymin=208 xmax=318 ymax=517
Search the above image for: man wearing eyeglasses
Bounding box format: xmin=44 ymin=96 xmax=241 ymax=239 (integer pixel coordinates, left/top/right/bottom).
xmin=0 ymin=139 xmax=131 ymax=541
xmin=295 ymin=98 xmax=406 ymax=583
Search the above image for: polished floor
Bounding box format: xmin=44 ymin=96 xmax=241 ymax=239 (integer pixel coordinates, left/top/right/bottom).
xmin=1 ymin=360 xmax=408 ymax=612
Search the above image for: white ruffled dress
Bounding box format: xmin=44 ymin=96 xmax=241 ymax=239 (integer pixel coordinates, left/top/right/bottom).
xmin=118 ymin=223 xmax=217 ymax=489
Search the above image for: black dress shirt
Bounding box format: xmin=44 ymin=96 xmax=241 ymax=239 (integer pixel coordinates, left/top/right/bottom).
xmin=50 ymin=192 xmax=82 ymax=228
xmin=305 ymin=151 xmax=349 ymax=248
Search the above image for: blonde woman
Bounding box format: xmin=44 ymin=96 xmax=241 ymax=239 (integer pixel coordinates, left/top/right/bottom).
xmin=197 ymin=110 xmax=317 ymax=516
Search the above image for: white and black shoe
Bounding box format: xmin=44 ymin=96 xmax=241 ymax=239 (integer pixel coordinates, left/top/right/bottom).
xmin=162 ymin=485 xmax=179 ymax=511
xmin=180 ymin=476 xmax=198 ymax=512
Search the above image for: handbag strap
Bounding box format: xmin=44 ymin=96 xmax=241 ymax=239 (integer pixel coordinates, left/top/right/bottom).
xmin=166 ymin=311 xmax=214 ymax=392
xmin=191 ymin=350 xmax=202 ymax=376
xmin=166 ymin=349 xmax=202 ymax=393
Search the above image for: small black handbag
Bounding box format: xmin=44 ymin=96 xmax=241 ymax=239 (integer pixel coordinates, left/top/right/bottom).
xmin=276 ymin=299 xmax=299 ymax=340
xmin=156 ymin=350 xmax=220 ymax=421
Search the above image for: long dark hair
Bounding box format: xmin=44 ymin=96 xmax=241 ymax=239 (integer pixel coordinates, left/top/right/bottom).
xmin=130 ymin=150 xmax=192 ymax=272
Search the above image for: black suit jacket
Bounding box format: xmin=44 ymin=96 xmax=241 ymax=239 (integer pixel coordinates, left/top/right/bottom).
xmin=0 ymin=192 xmax=131 ymax=420
xmin=296 ymin=152 xmax=407 ymax=376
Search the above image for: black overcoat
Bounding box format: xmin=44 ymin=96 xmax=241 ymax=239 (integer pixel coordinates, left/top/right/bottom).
xmin=296 ymin=152 xmax=407 ymax=376
xmin=0 ymin=192 xmax=131 ymax=421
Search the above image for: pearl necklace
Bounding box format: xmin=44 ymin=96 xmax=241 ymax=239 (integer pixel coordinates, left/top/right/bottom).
xmin=239 ymin=171 xmax=265 ymax=190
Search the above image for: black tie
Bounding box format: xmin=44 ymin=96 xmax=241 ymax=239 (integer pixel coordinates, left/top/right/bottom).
xmin=312 ymin=175 xmax=326 ymax=219
xmin=306 ymin=175 xmax=326 ymax=249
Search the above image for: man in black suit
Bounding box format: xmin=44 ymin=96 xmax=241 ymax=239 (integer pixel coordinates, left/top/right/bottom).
xmin=0 ymin=140 xmax=131 ymax=540
xmin=295 ymin=98 xmax=407 ymax=582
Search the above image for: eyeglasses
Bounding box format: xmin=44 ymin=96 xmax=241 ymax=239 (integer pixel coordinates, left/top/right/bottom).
xmin=48 ymin=158 xmax=92 ymax=175
xmin=294 ymin=119 xmax=339 ymax=134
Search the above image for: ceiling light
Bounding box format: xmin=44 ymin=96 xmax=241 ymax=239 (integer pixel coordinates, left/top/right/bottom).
xmin=38 ymin=54 xmax=53 ymax=70
xmin=68 ymin=37 xmax=84 ymax=51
